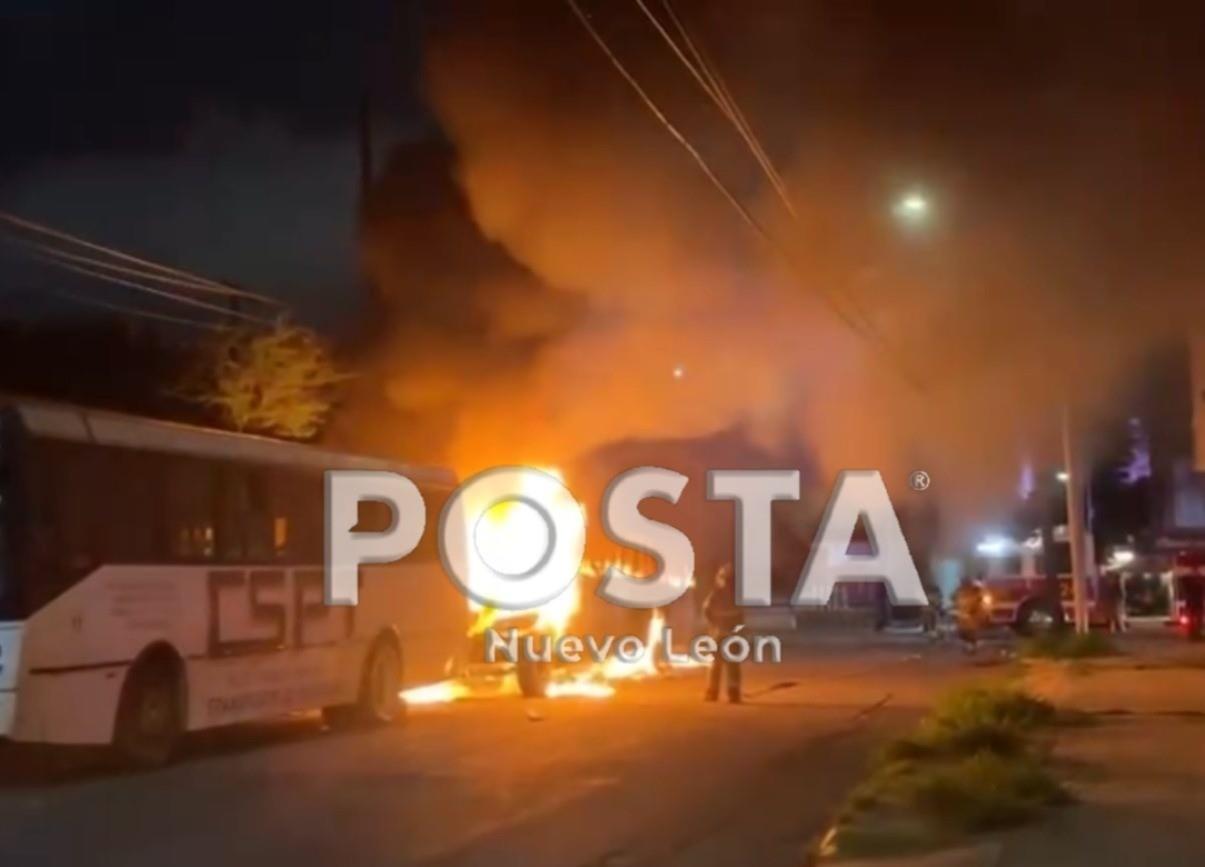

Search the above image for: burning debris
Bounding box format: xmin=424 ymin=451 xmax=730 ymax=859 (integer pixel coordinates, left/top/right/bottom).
xmin=400 ymin=467 xmax=703 ymax=706
xmin=401 ymin=606 xmax=704 ymax=706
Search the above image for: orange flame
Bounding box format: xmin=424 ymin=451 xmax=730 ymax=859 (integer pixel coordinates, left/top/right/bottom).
xmin=400 ymin=468 xmax=700 ymax=707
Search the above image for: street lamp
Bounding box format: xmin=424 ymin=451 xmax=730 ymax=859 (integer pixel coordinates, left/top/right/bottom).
xmin=892 ymin=191 xmax=931 ymax=226
xmin=975 ymin=534 xmax=1014 ymax=557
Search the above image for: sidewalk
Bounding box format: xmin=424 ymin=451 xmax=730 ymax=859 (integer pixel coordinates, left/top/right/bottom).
xmin=831 ymin=630 xmax=1205 ymax=867
xmin=999 ymin=635 xmax=1205 ymax=866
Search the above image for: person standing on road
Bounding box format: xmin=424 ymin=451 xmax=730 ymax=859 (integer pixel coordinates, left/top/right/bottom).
xmin=1099 ymin=573 xmax=1124 ymax=633
xmin=953 ymin=576 xmax=987 ymax=654
xmin=703 ymin=564 xmax=744 ymax=704
xmin=1184 ymin=571 xmax=1204 ymax=642
xmin=922 ymin=587 xmax=942 ymax=641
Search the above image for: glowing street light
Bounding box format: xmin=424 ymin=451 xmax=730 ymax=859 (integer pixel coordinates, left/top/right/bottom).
xmin=1108 ymin=548 xmax=1136 ymax=569
xmin=975 ymin=534 xmax=1014 ymax=557
xmin=892 ymin=191 xmax=931 ymax=225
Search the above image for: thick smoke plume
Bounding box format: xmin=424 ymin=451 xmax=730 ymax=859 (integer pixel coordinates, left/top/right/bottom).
xmin=356 ymin=0 xmax=1205 ymax=545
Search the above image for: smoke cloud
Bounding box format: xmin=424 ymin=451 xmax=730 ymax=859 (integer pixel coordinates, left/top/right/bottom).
xmin=355 ymin=0 xmax=1205 ymax=546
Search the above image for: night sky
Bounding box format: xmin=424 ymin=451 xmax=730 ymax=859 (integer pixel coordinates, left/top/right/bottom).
xmin=1 ymin=0 xmax=426 ymax=327
xmin=4 ymin=1 xmax=1205 ymax=526
xmin=5 ymin=2 xmax=1205 ymax=333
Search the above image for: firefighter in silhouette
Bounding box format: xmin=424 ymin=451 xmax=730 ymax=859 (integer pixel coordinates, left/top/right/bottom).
xmin=1184 ymin=571 xmax=1204 ymax=642
xmin=1099 ymin=572 xmax=1125 ymax=633
xmin=703 ymin=564 xmax=744 ymax=703
xmin=953 ymin=575 xmax=988 ymax=654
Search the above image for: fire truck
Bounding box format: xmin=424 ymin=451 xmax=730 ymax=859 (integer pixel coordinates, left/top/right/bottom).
xmin=972 ymin=530 xmax=1102 ymax=633
xmin=980 ymin=573 xmax=1099 ymax=633
xmin=1170 ymin=550 xmax=1205 ymax=632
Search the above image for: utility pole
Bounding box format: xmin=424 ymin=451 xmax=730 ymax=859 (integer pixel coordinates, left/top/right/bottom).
xmin=1062 ymin=403 xmax=1091 ymax=633
xmin=1039 ymin=492 xmax=1066 ymax=630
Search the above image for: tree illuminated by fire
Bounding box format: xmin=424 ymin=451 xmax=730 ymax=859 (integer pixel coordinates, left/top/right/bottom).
xmin=178 ymin=322 xmax=350 ymax=440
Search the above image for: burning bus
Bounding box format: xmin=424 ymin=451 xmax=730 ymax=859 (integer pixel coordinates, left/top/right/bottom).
xmin=406 ymin=467 xmax=699 ymax=702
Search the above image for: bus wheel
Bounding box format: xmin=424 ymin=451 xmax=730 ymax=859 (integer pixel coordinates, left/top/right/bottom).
xmin=113 ymin=655 xmax=183 ymax=769
xmin=516 ymin=657 xmax=550 ymax=698
xmin=326 ymin=639 xmax=405 ymax=728
xmin=361 ymin=639 xmax=405 ymax=723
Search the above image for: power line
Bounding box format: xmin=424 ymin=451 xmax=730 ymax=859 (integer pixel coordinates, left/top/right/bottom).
xmin=639 ymin=0 xmax=886 ymax=341
xmin=52 ymin=289 xmax=228 ymax=331
xmin=0 ymin=211 xmax=285 ymax=307
xmin=562 ymin=0 xmax=778 ymax=252
xmin=636 ymin=0 xmax=796 ymax=218
xmin=564 ymin=0 xmax=919 ymax=385
xmin=28 ymin=251 xmax=274 ymax=325
xmin=652 ymin=2 xmax=893 ymax=344
xmin=1 ymin=232 xmax=268 ymax=300
xmin=657 ymin=0 xmax=777 ymax=184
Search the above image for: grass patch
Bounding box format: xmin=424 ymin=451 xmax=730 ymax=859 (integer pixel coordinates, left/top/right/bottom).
xmin=824 ymin=686 xmax=1069 ymax=859
xmin=931 ymin=685 xmax=1057 ymax=730
xmin=882 ymin=686 xmax=1056 ymax=763
xmin=905 ymin=751 xmax=1072 ymax=832
xmin=1022 ymin=631 xmax=1117 ymax=660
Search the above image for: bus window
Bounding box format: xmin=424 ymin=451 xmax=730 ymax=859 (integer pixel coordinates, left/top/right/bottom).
xmin=48 ymin=441 xmax=99 ymax=571
xmin=103 ymin=449 xmax=163 ymax=564
xmin=273 ymin=515 xmax=289 ymax=555
xmin=0 ymin=426 xmax=12 ymax=616
xmin=269 ymin=467 xmax=324 ymax=562
xmin=244 ymin=469 xmax=276 ymax=561
xmin=163 ymin=455 xmax=217 ymax=560
xmin=213 ymin=464 xmax=279 ymax=563
xmin=22 ymin=439 xmax=103 ymax=607
xmin=24 ymin=442 xmax=168 ymax=578
xmin=215 ymin=465 xmax=246 ymax=561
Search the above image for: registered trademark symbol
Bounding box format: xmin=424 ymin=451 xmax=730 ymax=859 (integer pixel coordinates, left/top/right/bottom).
xmin=909 ymin=470 xmax=931 ymax=492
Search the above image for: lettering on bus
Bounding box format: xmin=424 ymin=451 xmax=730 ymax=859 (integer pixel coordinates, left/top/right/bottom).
xmin=206 ymin=569 xmax=354 ymax=658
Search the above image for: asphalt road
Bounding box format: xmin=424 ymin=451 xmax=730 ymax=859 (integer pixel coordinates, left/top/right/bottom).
xmin=0 ymin=641 xmax=997 ymax=867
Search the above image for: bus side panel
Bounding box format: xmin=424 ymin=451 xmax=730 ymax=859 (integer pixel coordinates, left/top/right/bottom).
xmin=21 ymin=565 xmax=210 ymax=671
xmin=14 ymin=560 xmax=469 ymax=744
xmin=182 ymin=563 xmax=374 ymax=730
xmin=358 ymin=562 xmax=468 ymax=688
xmin=12 ymin=666 xmax=126 ymax=745
xmin=185 ymin=643 xmax=360 ymax=731
xmin=189 ymin=560 xmax=471 ymax=727
xmin=14 ymin=565 xmax=211 ymax=744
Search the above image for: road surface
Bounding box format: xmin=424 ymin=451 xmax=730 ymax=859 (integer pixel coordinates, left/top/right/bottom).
xmin=0 ymin=641 xmax=996 ymax=867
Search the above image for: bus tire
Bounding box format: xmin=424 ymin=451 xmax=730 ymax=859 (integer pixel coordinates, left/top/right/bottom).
xmin=516 ymin=657 xmax=550 ymax=698
xmin=325 ymin=637 xmax=405 ymax=728
xmin=1013 ymin=599 xmax=1055 ymax=636
xmin=113 ymin=650 xmax=184 ymax=769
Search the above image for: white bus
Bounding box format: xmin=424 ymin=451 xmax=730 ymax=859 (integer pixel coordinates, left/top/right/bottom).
xmin=0 ymin=397 xmax=469 ymax=765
